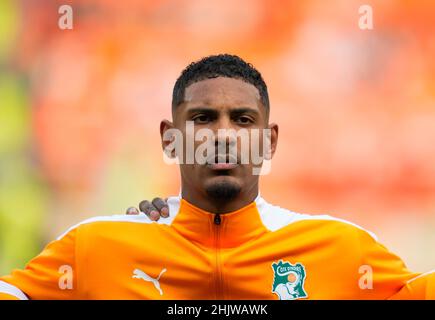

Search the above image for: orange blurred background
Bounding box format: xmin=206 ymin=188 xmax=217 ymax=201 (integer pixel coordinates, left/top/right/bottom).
xmin=0 ymin=0 xmax=434 ymax=274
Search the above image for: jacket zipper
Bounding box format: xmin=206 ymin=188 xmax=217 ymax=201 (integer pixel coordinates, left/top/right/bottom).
xmin=214 ymin=213 xmax=221 ymax=225
xmin=213 ymin=213 xmax=223 ymax=299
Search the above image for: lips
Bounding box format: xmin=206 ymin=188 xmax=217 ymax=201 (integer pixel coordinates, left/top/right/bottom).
xmin=207 ymin=162 xmax=239 ymax=170
xmin=206 ymin=154 xmax=239 ymax=170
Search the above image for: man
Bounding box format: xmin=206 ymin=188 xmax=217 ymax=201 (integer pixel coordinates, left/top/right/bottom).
xmin=0 ymin=54 xmax=433 ymax=299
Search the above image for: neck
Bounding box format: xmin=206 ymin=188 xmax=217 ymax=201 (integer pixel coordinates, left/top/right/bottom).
xmin=181 ymin=181 xmax=259 ymax=214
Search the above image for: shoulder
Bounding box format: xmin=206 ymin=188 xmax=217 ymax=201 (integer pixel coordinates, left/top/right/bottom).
xmin=255 ymin=197 xmax=378 ymax=242
xmin=55 ymin=214 xmax=168 ymax=241
xmin=55 ymin=196 xmax=183 ymax=241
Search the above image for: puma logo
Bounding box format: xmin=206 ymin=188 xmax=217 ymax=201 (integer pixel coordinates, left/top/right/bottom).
xmin=132 ymin=268 xmax=167 ymax=295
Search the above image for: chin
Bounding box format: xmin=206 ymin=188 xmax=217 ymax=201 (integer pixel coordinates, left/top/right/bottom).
xmin=205 ymin=175 xmax=241 ymax=187
xmin=204 ymin=177 xmax=242 ymax=202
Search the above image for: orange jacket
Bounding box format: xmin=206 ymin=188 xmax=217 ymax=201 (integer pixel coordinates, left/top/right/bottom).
xmin=0 ymin=195 xmax=434 ymax=299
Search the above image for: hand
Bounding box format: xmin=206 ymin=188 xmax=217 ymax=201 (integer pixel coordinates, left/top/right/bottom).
xmin=125 ymin=197 xmax=169 ymax=221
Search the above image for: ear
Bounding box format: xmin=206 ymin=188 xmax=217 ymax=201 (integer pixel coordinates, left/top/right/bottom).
xmin=267 ymin=122 xmax=279 ymax=160
xmin=160 ymin=119 xmax=175 ymax=155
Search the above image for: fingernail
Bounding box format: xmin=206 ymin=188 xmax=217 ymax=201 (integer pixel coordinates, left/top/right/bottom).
xmin=161 ymin=207 xmax=169 ymax=217
xmin=149 ymin=210 xmax=160 ymax=221
xmin=126 ymin=207 xmax=139 ymax=215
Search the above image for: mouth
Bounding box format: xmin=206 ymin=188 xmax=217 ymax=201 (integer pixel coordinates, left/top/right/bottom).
xmin=206 ymin=154 xmax=239 ymax=171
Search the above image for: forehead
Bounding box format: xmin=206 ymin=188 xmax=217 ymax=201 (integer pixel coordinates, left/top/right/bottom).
xmin=182 ymin=77 xmax=261 ymax=110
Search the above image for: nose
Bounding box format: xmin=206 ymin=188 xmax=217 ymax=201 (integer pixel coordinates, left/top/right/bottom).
xmin=212 ymin=128 xmax=237 ymax=150
xmin=209 ymin=116 xmax=236 ymax=149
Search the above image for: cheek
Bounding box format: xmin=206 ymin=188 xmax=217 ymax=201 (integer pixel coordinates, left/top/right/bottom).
xmin=238 ymin=129 xmax=268 ymax=160
xmin=181 ymin=164 xmax=198 ymax=176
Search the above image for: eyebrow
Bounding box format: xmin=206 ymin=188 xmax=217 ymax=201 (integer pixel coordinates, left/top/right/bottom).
xmin=186 ymin=107 xmax=218 ymax=116
xmin=186 ymin=107 xmax=260 ymax=117
xmin=229 ymin=107 xmax=260 ymax=117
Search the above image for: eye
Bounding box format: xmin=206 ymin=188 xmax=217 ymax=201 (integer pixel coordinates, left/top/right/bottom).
xmin=192 ymin=114 xmax=211 ymax=124
xmin=235 ymin=116 xmax=254 ymax=125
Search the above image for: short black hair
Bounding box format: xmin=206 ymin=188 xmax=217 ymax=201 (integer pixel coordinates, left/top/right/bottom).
xmin=172 ymin=54 xmax=269 ymax=113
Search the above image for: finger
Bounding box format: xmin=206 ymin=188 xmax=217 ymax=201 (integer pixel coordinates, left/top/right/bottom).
xmin=126 ymin=207 xmax=140 ymax=215
xmin=152 ymin=198 xmax=169 ymax=218
xmin=139 ymin=200 xmax=160 ymax=221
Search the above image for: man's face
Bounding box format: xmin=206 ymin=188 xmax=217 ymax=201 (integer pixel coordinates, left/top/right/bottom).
xmin=161 ymin=76 xmax=277 ymax=203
